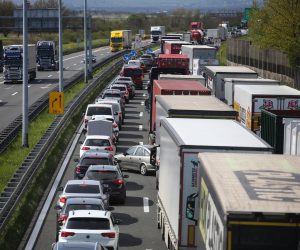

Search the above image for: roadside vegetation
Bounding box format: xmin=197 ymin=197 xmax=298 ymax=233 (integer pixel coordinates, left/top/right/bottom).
xmin=217 ymin=42 xmax=227 ymax=66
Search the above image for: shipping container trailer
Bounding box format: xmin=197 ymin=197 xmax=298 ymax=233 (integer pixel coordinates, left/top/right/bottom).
xmin=158 ymin=74 xmax=205 ymax=85
xmin=163 ymin=40 xmax=192 ymax=54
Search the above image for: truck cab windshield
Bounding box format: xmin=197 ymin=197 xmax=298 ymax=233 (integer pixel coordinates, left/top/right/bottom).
xmin=111 ymin=37 xmax=123 ymax=43
xmin=151 ymin=31 xmax=161 ymax=35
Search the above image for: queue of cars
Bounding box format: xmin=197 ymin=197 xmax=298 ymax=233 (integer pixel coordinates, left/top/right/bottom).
xmin=53 ymin=52 xmax=157 ymax=250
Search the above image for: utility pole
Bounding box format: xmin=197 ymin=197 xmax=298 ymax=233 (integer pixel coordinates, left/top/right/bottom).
xmin=58 ymin=0 xmax=63 ymax=92
xmin=22 ymin=0 xmax=28 ymax=147
xmin=88 ymin=15 xmax=93 ymax=79
xmin=84 ymin=0 xmax=88 ymax=83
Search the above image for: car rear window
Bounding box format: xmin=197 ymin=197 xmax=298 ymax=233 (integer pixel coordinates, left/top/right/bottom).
xmin=65 ymin=184 xmax=100 ymax=194
xmin=123 ymin=69 xmax=142 ymax=77
xmin=86 ymin=170 xmax=118 ymax=181
xmin=66 ymin=218 xmax=110 ymax=230
xmin=65 ymin=204 xmax=103 ymax=213
xmin=103 ymin=93 xmax=121 ymax=98
xmin=85 ymin=139 xmax=111 ymax=147
xmin=81 ymin=157 xmax=112 ymax=166
xmin=87 ymin=107 xmax=112 ymax=116
xmin=111 ymin=86 xmax=126 ymax=91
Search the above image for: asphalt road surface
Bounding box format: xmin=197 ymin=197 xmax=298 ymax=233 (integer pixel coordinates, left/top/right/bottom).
xmin=31 ymin=78 xmax=167 ymax=250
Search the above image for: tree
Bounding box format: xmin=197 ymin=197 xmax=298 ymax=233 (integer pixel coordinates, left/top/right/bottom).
xmin=249 ymin=0 xmax=300 ymax=66
xmin=0 ymin=0 xmax=16 ymax=36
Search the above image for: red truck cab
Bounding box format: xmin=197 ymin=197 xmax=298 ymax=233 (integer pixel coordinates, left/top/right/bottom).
xmin=120 ymin=65 xmax=144 ymax=89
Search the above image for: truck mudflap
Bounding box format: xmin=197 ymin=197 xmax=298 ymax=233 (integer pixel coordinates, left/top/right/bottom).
xmin=157 ymin=195 xmax=178 ymax=249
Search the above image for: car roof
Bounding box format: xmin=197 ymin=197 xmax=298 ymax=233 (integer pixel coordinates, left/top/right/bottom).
xmin=66 ymin=180 xmax=100 ymax=186
xmin=53 ymin=241 xmax=101 ymax=250
xmin=65 ymin=197 xmax=104 ymax=205
xmin=87 ymin=104 xmax=112 ymax=108
xmin=96 ymin=99 xmax=119 ymax=104
xmin=117 ymin=76 xmax=131 ymax=80
xmin=81 ymin=151 xmax=113 ymax=158
xmin=92 ymin=115 xmax=114 ymax=120
xmin=68 ymin=210 xmax=110 ymax=219
xmin=104 ymin=89 xmax=121 ymax=93
xmin=85 ymin=135 xmax=110 ymax=140
xmin=87 ymin=165 xmax=118 ymax=171
xmin=111 ymin=84 xmax=127 ymax=88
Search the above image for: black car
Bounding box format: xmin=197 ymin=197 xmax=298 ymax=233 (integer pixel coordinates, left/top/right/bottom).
xmin=84 ymin=165 xmax=128 ymax=204
xmin=74 ymin=151 xmax=115 ymax=179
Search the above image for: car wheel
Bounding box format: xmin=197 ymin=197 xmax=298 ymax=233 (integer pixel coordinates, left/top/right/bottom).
xmin=140 ymin=164 xmax=148 ymax=176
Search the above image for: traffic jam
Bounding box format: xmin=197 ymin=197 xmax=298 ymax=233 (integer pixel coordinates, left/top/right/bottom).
xmin=52 ymin=49 xmax=157 ymax=250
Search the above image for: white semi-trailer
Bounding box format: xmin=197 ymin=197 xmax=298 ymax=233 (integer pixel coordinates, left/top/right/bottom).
xmin=157 ymin=118 xmax=273 ymax=250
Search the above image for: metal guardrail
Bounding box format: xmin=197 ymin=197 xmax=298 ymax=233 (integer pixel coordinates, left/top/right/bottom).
xmin=0 ymin=49 xmax=126 ymax=154
xmin=0 ymin=53 xmax=125 ymax=232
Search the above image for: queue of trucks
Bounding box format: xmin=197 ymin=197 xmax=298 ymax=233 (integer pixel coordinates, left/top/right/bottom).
xmin=144 ymin=27 xmax=300 ymax=250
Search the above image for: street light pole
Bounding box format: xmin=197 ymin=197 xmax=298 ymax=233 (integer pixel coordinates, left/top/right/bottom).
xmin=58 ymin=0 xmax=63 ymax=92
xmin=84 ymin=0 xmax=88 ymax=83
xmin=22 ymin=0 xmax=28 ymax=147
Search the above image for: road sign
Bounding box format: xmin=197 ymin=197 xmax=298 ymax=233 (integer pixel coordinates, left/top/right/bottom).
xmin=49 ymin=92 xmax=64 ymax=114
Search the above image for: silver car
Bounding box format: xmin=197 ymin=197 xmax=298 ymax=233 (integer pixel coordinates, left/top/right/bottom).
xmin=114 ymin=145 xmax=157 ymax=175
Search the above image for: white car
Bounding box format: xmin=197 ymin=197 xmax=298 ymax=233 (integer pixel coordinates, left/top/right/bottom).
xmin=91 ymin=115 xmax=119 ymax=142
xmin=95 ymin=100 xmax=122 ymax=128
xmin=58 ymin=210 xmax=120 ymax=250
xmin=57 ymin=180 xmax=109 ymax=209
xmin=80 ymin=135 xmax=116 ymax=157
xmin=84 ymin=104 xmax=114 ymax=129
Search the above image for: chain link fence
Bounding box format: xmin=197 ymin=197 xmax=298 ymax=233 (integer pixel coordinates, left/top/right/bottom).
xmin=226 ymin=39 xmax=300 ymax=89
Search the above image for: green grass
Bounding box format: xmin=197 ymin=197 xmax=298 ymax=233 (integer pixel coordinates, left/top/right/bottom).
xmin=217 ymin=42 xmax=227 ymax=66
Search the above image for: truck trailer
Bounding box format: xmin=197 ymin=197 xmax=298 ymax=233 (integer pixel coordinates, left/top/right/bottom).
xmin=224 ymin=77 xmax=280 ymax=106
xmin=163 ymin=40 xmax=192 ymax=54
xmin=155 ymin=95 xmax=237 ymax=144
xmin=181 ymin=45 xmax=218 ymax=75
xmin=158 ymin=74 xmax=205 ymax=85
xmin=150 ymin=26 xmax=165 ymax=43
xmin=110 ymin=30 xmax=132 ymax=52
xmin=234 ymin=85 xmax=300 ymax=134
xmin=36 ymin=40 xmax=58 ymax=71
xmin=150 ymin=80 xmax=211 ymax=133
xmin=157 ymin=118 xmax=273 ymax=250
xmin=3 ymin=44 xmax=36 ymax=83
xmin=196 ymin=152 xmax=300 ymax=250
xmin=203 ymin=66 xmax=258 ymax=101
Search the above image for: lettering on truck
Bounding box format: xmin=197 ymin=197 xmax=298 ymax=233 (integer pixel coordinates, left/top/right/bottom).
xmin=199 ymin=178 xmax=224 ymax=250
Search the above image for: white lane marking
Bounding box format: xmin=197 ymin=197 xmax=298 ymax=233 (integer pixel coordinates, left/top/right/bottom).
xmin=100 ymin=54 xmax=104 ymax=55
xmin=139 ymin=125 xmax=143 ymax=131
xmin=38 ymin=80 xmax=42 ymax=83
xmin=77 ymin=67 xmax=82 ymax=70
xmin=62 ymin=47 xmax=104 ymax=62
xmin=139 ymin=112 xmax=143 ymax=117
xmin=143 ymin=93 xmax=146 ymax=97
xmin=41 ymin=84 xmax=51 ymax=89
xmin=143 ymin=197 xmax=149 ymax=213
xmin=0 ymin=81 xmax=4 ymax=84
xmin=28 ymin=85 xmax=31 ymax=88
xmin=12 ymin=92 xmax=18 ymax=96
xmin=141 ymin=101 xmax=145 ymax=106
xmin=47 ymin=75 xmax=52 ymax=78
xmin=66 ymin=67 xmax=70 ymax=69
xmin=106 ymin=52 xmax=110 ymax=54
xmin=0 ymin=76 xmax=3 ymax=79
xmin=4 ymin=87 xmax=12 ymax=89
xmin=139 ymin=142 xmax=143 ymax=145
xmin=73 ymin=63 xmax=77 ymax=66
xmin=24 ymin=124 xmax=84 ymax=250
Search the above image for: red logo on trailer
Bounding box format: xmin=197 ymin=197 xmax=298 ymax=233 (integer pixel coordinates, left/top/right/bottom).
xmin=287 ymin=100 xmax=299 ymax=110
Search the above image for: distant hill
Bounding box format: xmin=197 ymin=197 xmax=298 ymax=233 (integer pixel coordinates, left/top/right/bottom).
xmin=12 ymin=0 xmax=262 ymax=12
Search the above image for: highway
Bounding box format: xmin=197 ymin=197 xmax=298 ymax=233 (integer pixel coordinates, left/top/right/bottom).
xmin=23 ymin=74 xmax=167 ymax=249
xmin=0 ymin=46 xmax=112 ymax=132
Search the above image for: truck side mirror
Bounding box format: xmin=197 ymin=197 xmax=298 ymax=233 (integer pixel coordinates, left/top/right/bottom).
xmin=186 ymin=193 xmax=198 ymax=222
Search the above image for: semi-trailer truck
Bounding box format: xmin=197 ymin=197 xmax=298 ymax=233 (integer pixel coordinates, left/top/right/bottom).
xmin=196 ymin=152 xmax=300 ymax=250
xmin=150 ymin=26 xmax=165 ymax=43
xmin=36 ymin=40 xmax=58 ymax=71
xmin=110 ymin=30 xmax=132 ymax=52
xmin=158 ymin=74 xmax=205 ymax=85
xmin=3 ymin=44 xmax=36 ymax=84
xmin=157 ymin=118 xmax=272 ymax=250
xmin=163 ymin=41 xmax=191 ymax=54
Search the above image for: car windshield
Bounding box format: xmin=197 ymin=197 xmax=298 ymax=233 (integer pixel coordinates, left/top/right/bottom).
xmin=65 ymin=204 xmax=103 ymax=213
xmin=81 ymin=157 xmax=113 ymax=166
xmin=87 ymin=107 xmax=112 ymax=116
xmin=85 ymin=139 xmax=110 ymax=147
xmin=86 ymin=170 xmax=118 ymax=181
xmin=65 ymin=184 xmax=100 ymax=194
xmin=67 ymin=218 xmax=110 ymax=230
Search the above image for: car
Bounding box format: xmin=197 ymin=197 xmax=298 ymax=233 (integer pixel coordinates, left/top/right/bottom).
xmin=74 ymin=151 xmax=116 ymax=179
xmin=84 ymin=165 xmax=129 ymax=204
xmin=110 ymin=84 xmax=129 ymax=104
xmin=101 ymin=89 xmax=126 ymax=115
xmin=95 ymin=99 xmax=123 ymax=128
xmin=90 ymin=115 xmax=119 ymax=143
xmin=84 ymin=104 xmax=114 ymax=129
xmin=115 ymin=76 xmax=132 ymax=82
xmin=120 ymin=65 xmax=144 ymax=90
xmin=57 ymin=180 xmax=110 ymax=209
xmin=52 ymin=241 xmax=108 ymax=250
xmin=113 ymin=80 xmax=136 ymax=99
xmin=55 ymin=197 xmax=106 ymax=235
xmin=82 ymin=54 xmax=96 ymax=64
xmin=80 ymin=135 xmax=116 ymax=157
xmin=114 ymin=145 xmax=157 ymax=175
xmin=58 ymin=210 xmax=120 ymax=250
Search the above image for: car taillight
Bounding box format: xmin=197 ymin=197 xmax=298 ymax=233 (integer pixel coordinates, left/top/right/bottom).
xmin=101 ymin=232 xmax=115 ymax=238
xmin=58 ymin=214 xmax=68 ymax=222
xmin=84 ymin=119 xmax=88 ymax=124
xmin=112 ymin=123 xmax=118 ymax=128
xmin=105 ymin=146 xmax=113 ymax=151
xmin=81 ymin=146 xmax=90 ymax=151
xmin=125 ymin=91 xmax=129 ymax=95
xmin=118 ymin=112 xmax=122 ymax=117
xmin=113 ymin=179 xmax=124 ymax=185
xmin=61 ymin=231 xmax=75 ymax=237
xmin=59 ymin=196 xmax=67 ymax=204
xmin=75 ymin=166 xmax=81 ymax=173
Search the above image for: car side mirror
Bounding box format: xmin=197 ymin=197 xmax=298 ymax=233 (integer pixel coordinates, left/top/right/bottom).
xmin=57 ymin=186 xmax=63 ymax=192
xmin=54 ymin=204 xmax=62 ymax=210
xmin=123 ymin=174 xmax=129 ymax=178
xmin=73 ymin=158 xmax=79 ymax=163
